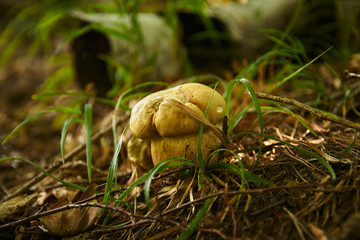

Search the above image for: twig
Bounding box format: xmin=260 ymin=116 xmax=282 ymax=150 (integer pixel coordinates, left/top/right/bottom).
xmin=0 ymin=201 xmax=184 ymax=231
xmin=94 ymin=219 xmax=154 ymax=233
xmin=155 ymin=181 xmax=333 ymax=218
xmin=195 ymin=227 xmax=234 ymax=240
xmin=254 ymin=92 xmax=360 ymax=130
xmin=152 ymin=167 xmax=188 ymax=181
xmin=249 ymin=199 xmax=287 ymax=217
xmin=94 ymin=181 xmax=337 ymax=236
xmin=155 ymin=171 xmax=360 ymax=218
xmin=1 ymin=175 xmax=357 ymax=235
xmin=3 ymin=113 xmax=128 ymax=201
xmin=345 ymin=70 xmax=360 ymax=79
xmin=284 ymin=207 xmax=306 ymax=240
xmin=0 ymin=181 xmax=321 ymax=230
xmin=66 ymin=169 xmax=185 ymax=205
xmin=95 ymin=218 xmax=231 ymax=239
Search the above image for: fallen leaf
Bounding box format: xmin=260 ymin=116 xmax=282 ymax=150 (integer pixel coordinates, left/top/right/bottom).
xmin=0 ymin=193 xmax=39 ymax=221
xmin=40 ymin=184 xmax=99 ymax=236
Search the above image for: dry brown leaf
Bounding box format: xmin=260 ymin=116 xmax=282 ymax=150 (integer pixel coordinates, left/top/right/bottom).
xmin=39 ymin=184 xmax=99 ymax=236
xmin=0 ymin=193 xmax=39 ymax=221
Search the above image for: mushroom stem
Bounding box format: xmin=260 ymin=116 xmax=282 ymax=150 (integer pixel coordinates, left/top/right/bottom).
xmin=151 ymin=129 xmax=221 ymax=166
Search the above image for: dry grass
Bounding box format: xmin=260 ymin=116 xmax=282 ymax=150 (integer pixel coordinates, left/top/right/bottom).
xmin=94 ymin=118 xmax=359 ymax=239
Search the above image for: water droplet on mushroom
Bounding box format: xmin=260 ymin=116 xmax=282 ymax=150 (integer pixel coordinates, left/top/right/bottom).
xmin=217 ymin=105 xmax=223 ymax=113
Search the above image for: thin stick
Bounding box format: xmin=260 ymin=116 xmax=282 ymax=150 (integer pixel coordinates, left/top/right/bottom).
xmin=255 ymin=92 xmax=360 ymax=130
xmin=345 ymin=70 xmax=360 ymax=79
xmin=1 ymin=174 xmax=358 ymax=233
xmin=0 ymin=180 xmax=328 ymax=230
xmin=284 ymin=207 xmax=306 ymax=240
xmin=0 ymin=201 xmax=184 ymax=231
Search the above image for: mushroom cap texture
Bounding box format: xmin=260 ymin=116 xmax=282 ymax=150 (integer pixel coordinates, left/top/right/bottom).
xmin=130 ymin=83 xmax=226 ymax=139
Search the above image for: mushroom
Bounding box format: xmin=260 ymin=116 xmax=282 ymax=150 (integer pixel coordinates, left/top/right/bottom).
xmin=126 ymin=136 xmax=153 ymax=185
xmin=129 ymin=83 xmax=226 ymax=166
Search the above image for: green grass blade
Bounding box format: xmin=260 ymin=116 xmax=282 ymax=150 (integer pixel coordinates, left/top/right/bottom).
xmin=89 ymin=23 xmax=132 ymax=41
xmin=227 ymin=104 xmax=250 ymax=136
xmin=199 ymin=81 xmax=219 ymax=167
xmin=103 ymin=123 xmax=129 ymax=205
xmin=102 ymin=169 xmax=153 ymax=224
xmin=197 ymin=125 xmax=204 ymax=167
xmin=144 ymin=160 xmax=171 ymax=208
xmin=116 ymin=171 xmax=153 ymax=205
xmin=239 ymin=78 xmax=264 ymax=167
xmin=176 ymin=194 xmax=213 ymax=240
xmin=143 ymin=158 xmax=193 ymax=208
xmin=84 ymin=104 xmax=93 ymax=183
xmin=207 ymin=147 xmax=273 ymax=186
xmin=225 ymin=49 xmax=283 ymax=118
xmin=340 ymin=129 xmax=357 ymax=155
xmin=225 ymin=77 xmax=240 ymax=118
xmin=267 ymin=46 xmax=333 ymax=93
xmin=37 ymin=63 xmax=74 ymax=94
xmin=261 ymin=106 xmax=318 ymax=137
xmin=92 ymin=97 xmax=117 ymax=107
xmin=0 ymin=31 xmax=24 ymax=67
xmin=54 ymin=25 xmax=92 ymax=55
xmin=60 ymin=118 xmax=73 ymax=164
xmin=2 ymin=106 xmax=83 ymax=145
xmin=263 ymin=34 xmax=302 ymax=62
xmin=121 ymin=92 xmax=150 ymax=104
xmin=0 ymin=157 xmax=85 ymax=191
xmin=239 ymin=79 xmax=263 ymax=134
xmin=50 ymin=106 xmax=82 ymax=115
xmin=2 ymin=110 xmax=46 ymax=145
xmin=113 ymin=157 xmax=192 ymax=210
xmin=28 ymin=11 xmax=64 ymax=56
xmin=32 ymin=92 xmax=80 ymax=100
xmin=208 ymin=161 xmax=273 ymax=186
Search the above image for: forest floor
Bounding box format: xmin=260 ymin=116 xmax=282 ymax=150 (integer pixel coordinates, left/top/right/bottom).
xmin=1 ymin=34 xmax=360 ymax=240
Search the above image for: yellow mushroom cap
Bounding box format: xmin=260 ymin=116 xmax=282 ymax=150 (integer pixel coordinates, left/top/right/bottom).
xmin=129 ymin=83 xmax=226 ymax=139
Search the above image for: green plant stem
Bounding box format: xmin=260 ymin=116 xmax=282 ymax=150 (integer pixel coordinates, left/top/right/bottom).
xmin=255 ymin=92 xmax=360 ymax=130
xmin=85 ymin=104 xmax=93 ymax=183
